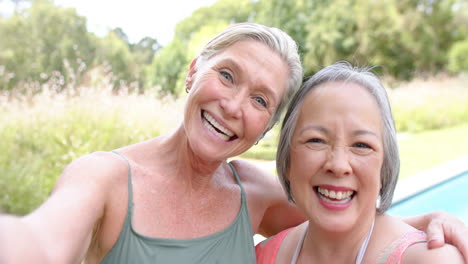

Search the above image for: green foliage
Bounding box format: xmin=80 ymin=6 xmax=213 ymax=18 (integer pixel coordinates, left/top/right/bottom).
xmin=398 ymin=123 xmax=468 ymax=179
xmin=93 ymin=32 xmax=139 ymax=90
xmin=0 ymin=89 xmax=183 ymax=215
xmin=448 ymin=40 xmax=468 ymax=73
xmin=390 ymin=77 xmax=468 ymax=132
xmin=174 ymin=0 xmax=254 ymax=42
xmin=148 ymin=0 xmax=256 ymax=95
xmin=301 ymin=0 xmax=462 ymax=79
xmin=0 ymin=0 xmax=94 ymax=89
xmin=147 ymin=39 xmax=189 ymax=95
xmin=254 ymin=0 xmax=314 ymax=55
xmin=1 ymin=0 xmax=466 ymax=94
xmin=132 ymin=37 xmax=161 ymax=65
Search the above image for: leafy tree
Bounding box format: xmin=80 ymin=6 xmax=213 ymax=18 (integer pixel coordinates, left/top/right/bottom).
xmin=148 ymin=0 xmax=255 ymax=95
xmin=174 ymin=0 xmax=254 ymax=42
xmin=147 ymin=38 xmax=188 ymax=95
xmin=448 ymin=40 xmax=468 ymax=73
xmin=254 ymin=0 xmax=315 ymax=56
xmin=93 ymin=31 xmax=138 ymax=90
xmin=302 ymin=0 xmax=462 ymax=79
xmin=132 ymin=37 xmax=161 ymax=64
xmin=0 ymin=0 xmax=94 ymax=90
xmin=112 ymin=27 xmax=130 ymax=44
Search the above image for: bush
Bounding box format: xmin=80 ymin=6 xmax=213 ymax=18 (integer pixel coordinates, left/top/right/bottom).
xmin=448 ymin=40 xmax=468 ymax=74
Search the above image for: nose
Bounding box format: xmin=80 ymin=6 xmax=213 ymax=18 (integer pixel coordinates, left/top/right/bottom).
xmin=324 ymin=146 xmax=352 ymax=177
xmin=220 ymin=89 xmax=245 ymax=119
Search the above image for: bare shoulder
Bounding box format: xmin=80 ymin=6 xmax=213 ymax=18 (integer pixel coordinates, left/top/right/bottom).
xmin=230 ymin=159 xmax=305 ymax=236
xmin=55 ymin=150 xmax=127 ymax=189
xmin=229 ymin=159 xmax=281 ymax=193
xmin=403 ymin=242 xmax=464 ymax=264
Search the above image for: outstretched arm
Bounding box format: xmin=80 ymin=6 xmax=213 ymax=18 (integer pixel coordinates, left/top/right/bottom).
xmin=402 ymin=211 xmax=468 ymax=263
xmin=0 ymin=152 xmax=117 ymax=264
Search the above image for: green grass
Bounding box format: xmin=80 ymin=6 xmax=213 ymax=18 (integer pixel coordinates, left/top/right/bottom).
xmin=0 ymin=88 xmax=184 ymax=215
xmin=398 ymin=123 xmax=468 ymax=179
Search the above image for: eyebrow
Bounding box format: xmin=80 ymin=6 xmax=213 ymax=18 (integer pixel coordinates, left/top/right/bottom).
xmin=299 ymin=125 xmax=379 ymax=138
xmin=216 ymin=58 xmax=280 ymax=107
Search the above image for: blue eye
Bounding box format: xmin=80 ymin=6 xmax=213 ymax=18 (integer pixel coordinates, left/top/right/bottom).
xmin=220 ymin=70 xmax=233 ymax=83
xmin=254 ymin=96 xmax=267 ymax=107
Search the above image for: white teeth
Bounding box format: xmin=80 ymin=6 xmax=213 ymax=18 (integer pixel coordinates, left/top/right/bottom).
xmin=202 ymin=112 xmax=234 ymax=141
xmin=317 ymin=187 xmax=353 ymax=203
xmin=203 ymin=119 xmax=230 ymax=141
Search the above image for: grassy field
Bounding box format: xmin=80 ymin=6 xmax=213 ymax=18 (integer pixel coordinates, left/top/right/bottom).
xmin=398 ymin=123 xmax=468 ymax=179
xmin=1 ymin=74 xmax=467 ymax=215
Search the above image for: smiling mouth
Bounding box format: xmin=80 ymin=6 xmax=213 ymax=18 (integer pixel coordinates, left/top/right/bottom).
xmin=202 ymin=111 xmax=237 ymax=141
xmin=315 ymin=186 xmax=355 ymax=204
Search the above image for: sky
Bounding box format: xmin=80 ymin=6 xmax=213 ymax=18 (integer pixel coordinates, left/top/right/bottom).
xmin=0 ymin=0 xmax=219 ymax=45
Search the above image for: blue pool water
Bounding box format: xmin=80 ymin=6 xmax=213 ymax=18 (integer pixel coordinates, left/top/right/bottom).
xmin=388 ymin=171 xmax=468 ymax=224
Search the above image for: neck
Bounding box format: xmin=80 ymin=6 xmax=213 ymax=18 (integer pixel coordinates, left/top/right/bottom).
xmin=299 ymin=216 xmax=375 ymax=264
xmin=159 ymin=126 xmax=228 ymax=191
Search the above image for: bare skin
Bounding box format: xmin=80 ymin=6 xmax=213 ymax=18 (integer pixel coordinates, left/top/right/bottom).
xmin=261 ymin=78 xmax=465 ymax=264
xmin=0 ymin=40 xmax=304 ymax=264
xmin=1 ymin=41 xmax=467 ymax=264
xmin=0 ymin=139 xmax=303 ymax=264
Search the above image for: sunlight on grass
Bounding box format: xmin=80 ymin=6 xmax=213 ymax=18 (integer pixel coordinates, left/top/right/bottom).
xmin=398 ymin=123 xmax=468 ymax=179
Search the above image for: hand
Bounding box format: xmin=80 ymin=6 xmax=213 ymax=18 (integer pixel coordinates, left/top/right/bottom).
xmin=403 ymin=211 xmax=468 ymax=263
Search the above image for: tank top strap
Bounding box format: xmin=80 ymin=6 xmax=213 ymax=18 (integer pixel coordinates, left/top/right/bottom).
xmin=227 ymin=162 xmax=246 ymax=202
xmin=111 ymin=150 xmax=134 ymax=215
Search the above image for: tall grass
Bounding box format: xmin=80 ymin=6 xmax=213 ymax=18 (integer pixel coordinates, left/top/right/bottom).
xmin=389 ymin=74 xmax=468 ymax=132
xmin=1 ymin=74 xmax=467 ymax=215
xmin=0 ymin=83 xmax=184 ymax=214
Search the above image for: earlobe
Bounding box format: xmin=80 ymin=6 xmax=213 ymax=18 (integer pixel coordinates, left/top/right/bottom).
xmin=186 ymin=57 xmax=198 ymax=93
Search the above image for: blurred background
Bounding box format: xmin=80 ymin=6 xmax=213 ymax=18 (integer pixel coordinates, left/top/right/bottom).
xmin=0 ymin=0 xmax=467 ymax=216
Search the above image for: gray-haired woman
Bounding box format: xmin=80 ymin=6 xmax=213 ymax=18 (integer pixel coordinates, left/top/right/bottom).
xmin=1 ymin=25 xmax=467 ymax=264
xmin=256 ymin=62 xmax=465 ymax=263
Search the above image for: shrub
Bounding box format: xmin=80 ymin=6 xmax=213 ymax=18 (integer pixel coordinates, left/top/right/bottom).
xmin=448 ymin=40 xmax=468 ymax=74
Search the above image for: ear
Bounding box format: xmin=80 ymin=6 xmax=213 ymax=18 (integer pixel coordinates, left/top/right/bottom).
xmin=185 ymin=57 xmax=198 ymax=93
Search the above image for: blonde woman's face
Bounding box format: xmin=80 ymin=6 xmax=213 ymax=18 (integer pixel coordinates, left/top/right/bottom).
xmin=183 ymin=40 xmax=289 ymax=161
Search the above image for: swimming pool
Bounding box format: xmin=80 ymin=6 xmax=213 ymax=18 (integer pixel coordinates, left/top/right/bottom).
xmin=388 ymin=156 xmax=468 ymax=224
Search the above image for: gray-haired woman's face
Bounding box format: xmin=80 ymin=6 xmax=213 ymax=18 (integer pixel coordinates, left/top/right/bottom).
xmin=287 ymin=81 xmax=384 ymax=233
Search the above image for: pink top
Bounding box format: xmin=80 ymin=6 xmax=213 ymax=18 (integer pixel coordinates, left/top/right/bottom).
xmin=255 ymin=228 xmax=293 ymax=264
xmin=255 ymin=229 xmax=427 ymax=264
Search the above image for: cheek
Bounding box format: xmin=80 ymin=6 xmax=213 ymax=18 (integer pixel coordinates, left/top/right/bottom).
xmin=354 ymin=156 xmax=383 ymax=191
xmin=289 ymin=149 xmax=318 ymax=183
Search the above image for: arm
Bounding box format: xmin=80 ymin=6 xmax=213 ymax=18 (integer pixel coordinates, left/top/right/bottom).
xmin=231 ymin=159 xmax=306 ymax=237
xmin=243 ymin=161 xmax=306 ymax=237
xmin=0 ymin=152 xmax=117 ymax=264
xmin=403 ymin=242 xmax=464 ymax=264
xmin=402 ymin=211 xmax=468 ymax=263
xmin=258 ymin=194 xmax=305 ymax=237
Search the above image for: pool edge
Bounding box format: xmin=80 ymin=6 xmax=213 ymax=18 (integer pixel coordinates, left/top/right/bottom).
xmin=392 ymin=155 xmax=468 ymax=204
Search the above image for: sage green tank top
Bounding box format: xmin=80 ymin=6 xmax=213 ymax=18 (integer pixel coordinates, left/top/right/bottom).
xmin=101 ymin=151 xmax=256 ymax=263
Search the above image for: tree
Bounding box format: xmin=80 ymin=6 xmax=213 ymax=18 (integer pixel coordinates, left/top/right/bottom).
xmin=254 ymin=0 xmax=315 ymax=57
xmin=132 ymin=36 xmax=161 ymax=65
xmin=0 ymin=0 xmax=94 ymax=90
xmin=174 ymin=0 xmax=254 ymax=42
xmin=147 ymin=38 xmax=188 ymax=95
xmin=93 ymin=31 xmax=138 ymax=90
